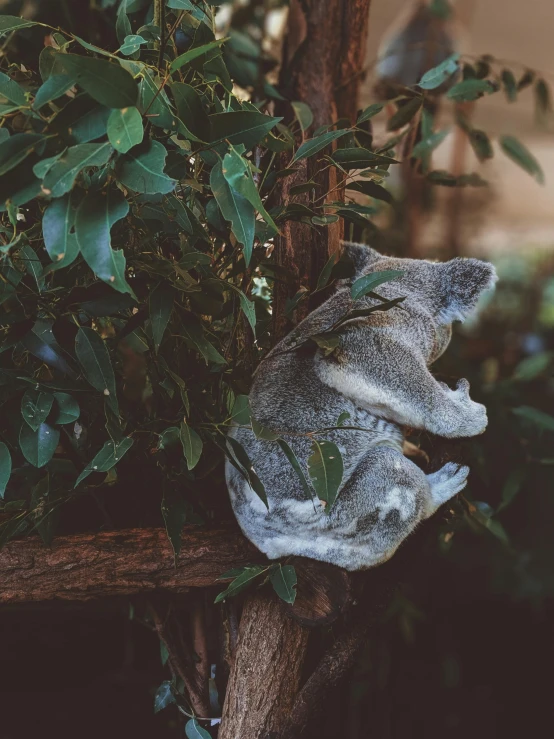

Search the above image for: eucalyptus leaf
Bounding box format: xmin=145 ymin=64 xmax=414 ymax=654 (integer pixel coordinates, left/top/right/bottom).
xmin=0 ymin=16 xmax=39 ymax=35
xmin=291 ymin=129 xmax=351 ymax=163
xmin=42 ymin=194 xmax=79 ymax=267
xmin=210 ymin=159 xmax=255 ymax=265
xmin=150 ymin=284 xmax=175 ymax=352
xmin=185 ymin=719 xmax=211 ymax=739
xmin=222 ymin=145 xmax=278 ymax=234
xmin=116 ymin=140 xmax=177 ymax=194
xmin=51 ymin=392 xmax=80 ymax=425
xmin=75 ymin=188 xmax=132 ymax=294
xmin=19 ymin=423 xmax=60 ymax=468
xmin=180 ymin=422 xmax=203 ymax=470
xmin=214 ymin=565 xmax=267 ymax=603
xmin=75 ymin=437 xmax=134 ymax=486
xmin=277 ymin=439 xmax=314 ymax=500
xmin=291 ymin=101 xmax=313 ymax=132
xmin=21 ymin=390 xmax=54 ymax=431
xmin=33 ymin=74 xmax=75 ymax=109
xmin=42 ymin=142 xmax=113 ymax=198
xmin=418 ymin=53 xmax=460 ymax=90
xmin=170 ymin=38 xmax=228 ymax=72
xmin=58 ymin=53 xmax=138 ymax=108
xmin=0 ymin=71 xmax=27 ymax=107
xmin=351 ymin=269 xmax=404 ymax=300
xmin=499 ymin=136 xmax=545 ymax=185
xmin=209 ymin=111 xmax=281 ymax=150
xmin=154 ymin=681 xmax=175 ymax=714
xmin=270 ymin=564 xmax=297 ymax=605
xmin=0 ymin=442 xmax=12 ymax=498
xmin=107 ymin=106 xmax=144 ymax=153
xmin=307 ymin=439 xmax=343 ymax=511
xmin=0 ymin=133 xmax=44 ymax=177
xmin=447 ymin=79 xmax=495 ymax=102
xmin=75 ymin=327 xmax=118 ymax=414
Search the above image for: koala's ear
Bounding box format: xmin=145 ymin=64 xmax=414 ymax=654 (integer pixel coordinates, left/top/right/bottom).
xmin=340 ymin=241 xmax=381 ymax=279
xmin=437 ymin=257 xmax=498 ymax=323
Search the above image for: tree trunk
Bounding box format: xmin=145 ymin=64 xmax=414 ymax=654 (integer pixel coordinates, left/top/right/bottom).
xmin=218 ymin=592 xmax=310 ymax=739
xmin=0 ymin=527 xmax=260 ymax=604
xmin=273 ymin=0 xmax=373 ymax=338
xmin=219 ymin=4 xmax=374 ymax=737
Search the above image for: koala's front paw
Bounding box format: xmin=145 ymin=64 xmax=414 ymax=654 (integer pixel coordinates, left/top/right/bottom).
xmin=452 ymin=380 xmax=487 ymax=437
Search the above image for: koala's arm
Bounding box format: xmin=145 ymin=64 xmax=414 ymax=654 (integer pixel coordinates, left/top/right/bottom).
xmin=318 ymin=335 xmax=487 ymax=438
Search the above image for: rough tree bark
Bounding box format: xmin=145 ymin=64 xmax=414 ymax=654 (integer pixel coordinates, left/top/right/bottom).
xmin=273 ymin=0 xmax=373 ymax=337
xmin=219 ymin=592 xmax=310 ymax=739
xmin=0 ymin=527 xmax=260 ymax=604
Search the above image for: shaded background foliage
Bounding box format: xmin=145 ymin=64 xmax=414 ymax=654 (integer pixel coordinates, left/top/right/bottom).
xmin=0 ymin=0 xmax=554 ymax=737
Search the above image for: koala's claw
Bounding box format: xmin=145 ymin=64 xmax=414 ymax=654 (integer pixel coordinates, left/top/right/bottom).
xmin=427 ymin=462 xmax=469 ymax=509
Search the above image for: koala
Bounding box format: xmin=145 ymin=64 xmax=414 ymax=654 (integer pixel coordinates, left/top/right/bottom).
xmin=226 ymin=243 xmax=497 ymax=571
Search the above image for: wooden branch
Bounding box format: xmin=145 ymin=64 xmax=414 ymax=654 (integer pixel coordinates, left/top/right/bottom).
xmin=0 ymin=526 xmax=261 ymax=604
xmin=218 ymin=592 xmax=310 ymax=739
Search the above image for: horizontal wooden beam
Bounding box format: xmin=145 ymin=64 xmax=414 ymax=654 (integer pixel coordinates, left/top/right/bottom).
xmin=0 ymin=526 xmax=261 ymax=605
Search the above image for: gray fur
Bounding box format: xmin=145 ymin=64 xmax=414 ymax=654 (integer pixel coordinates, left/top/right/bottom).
xmin=226 ymin=243 xmax=498 ymax=571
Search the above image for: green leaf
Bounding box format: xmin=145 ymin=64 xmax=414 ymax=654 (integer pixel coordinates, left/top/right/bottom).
xmin=291 ymin=129 xmax=351 ymax=163
xmin=19 ymin=423 xmax=60 ymax=468
xmin=277 ymin=439 xmax=314 ymax=500
xmin=346 ymin=179 xmax=393 ymax=203
xmin=357 ymin=103 xmax=385 ymax=124
xmin=498 ymin=467 xmax=526 ymax=513
xmin=387 ymin=98 xmax=422 ymax=131
xmin=230 ymin=395 xmax=250 ymax=425
xmin=42 ymin=142 xmax=112 ymax=198
xmin=161 ymin=485 xmax=187 ymax=557
xmin=137 ymin=70 xmax=176 ymax=131
xmin=185 ymin=719 xmax=211 ymax=739
xmin=251 ymin=417 xmax=279 ymax=441
xmin=512 ymin=405 xmax=554 ymax=432
xmin=116 ymin=0 xmax=132 ymax=45
xmin=222 ymin=145 xmax=278 ymax=234
xmin=307 ymin=439 xmax=343 ymax=511
xmin=310 ymin=332 xmax=340 ymax=355
xmin=150 ymin=283 xmax=175 ymax=352
xmin=468 ymin=129 xmax=494 ymax=162
xmin=182 ymin=315 xmax=227 ymax=365
xmin=411 ymin=129 xmax=450 ymax=159
xmin=120 ymin=34 xmax=147 ymax=56
xmin=312 ymin=214 xmax=339 ymax=226
xmin=21 ymin=390 xmax=54 ymax=431
xmin=75 ymin=327 xmax=118 ymax=414
xmin=0 ymin=71 xmax=27 ymax=107
xmin=447 ymin=79 xmax=495 ymax=102
xmin=57 ymin=54 xmax=138 ymax=108
xmin=225 ymin=435 xmax=268 ymax=508
xmin=180 ymin=422 xmax=203 ymax=470
xmin=513 ymin=352 xmax=553 ymax=381
xmin=210 ymin=159 xmax=255 ymax=265
xmin=0 ymin=133 xmax=44 ymax=177
xmin=501 ymin=69 xmax=517 ymax=102
xmin=107 ymin=106 xmax=143 ymax=153
xmin=499 ymin=135 xmax=545 ymax=185
xmin=42 ymin=194 xmax=79 ymax=267
xmin=316 ymin=253 xmax=337 ymax=291
xmin=116 ymin=140 xmax=176 ymax=194
xmin=0 ymin=442 xmax=12 ymax=498
xmin=51 ymin=392 xmax=80 ymax=425
xmin=170 ymin=38 xmax=228 ymax=72
xmin=33 ymin=74 xmax=75 ymax=109
xmin=418 ymin=53 xmax=460 ymax=90
xmin=270 ymin=564 xmax=297 ymax=605
xmin=75 ymin=188 xmax=132 ymax=294
xmin=351 ymin=269 xmax=404 ymax=300
xmin=158 ymin=427 xmax=181 ymax=450
xmin=0 ymin=16 xmax=38 ymax=35
xmin=75 ymin=437 xmax=133 ymax=486
xmin=214 ymin=565 xmax=267 ymax=603
xmin=332 ymin=148 xmax=399 ymax=169
xmin=20 ymin=242 xmax=44 ymax=292
xmin=535 ymin=78 xmax=553 ymax=127
xmin=291 ymin=101 xmax=313 ymax=132
xmin=209 ymin=111 xmax=282 ymax=150
xmin=238 ymin=291 xmax=256 ymax=333
xmin=154 ymin=681 xmax=175 ymax=714
xmin=21 ymin=320 xmax=75 ymax=377
xmin=171 ymin=82 xmax=209 ymax=141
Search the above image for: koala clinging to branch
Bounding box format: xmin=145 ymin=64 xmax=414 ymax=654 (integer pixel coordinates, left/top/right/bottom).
xmin=226 ymin=243 xmax=498 ymax=571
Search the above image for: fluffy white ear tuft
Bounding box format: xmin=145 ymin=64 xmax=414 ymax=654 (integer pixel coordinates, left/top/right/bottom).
xmin=437 ymin=257 xmax=498 ymax=324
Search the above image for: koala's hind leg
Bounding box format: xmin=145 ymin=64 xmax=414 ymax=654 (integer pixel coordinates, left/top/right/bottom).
xmin=425 ymin=462 xmax=469 ymax=515
xmin=326 ymin=446 xmax=433 ymax=569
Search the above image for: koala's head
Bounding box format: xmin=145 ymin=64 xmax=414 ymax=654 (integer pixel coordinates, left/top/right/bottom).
xmin=342 ymin=242 xmax=498 ymax=357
